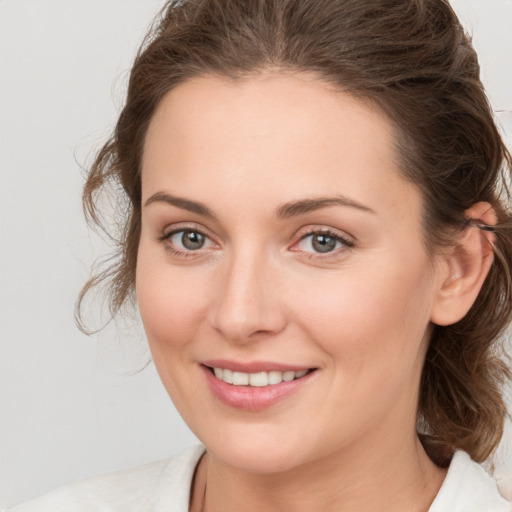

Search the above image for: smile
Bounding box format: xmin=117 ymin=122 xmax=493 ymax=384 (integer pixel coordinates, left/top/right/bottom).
xmin=211 ymin=368 xmax=309 ymax=387
xmin=201 ymin=363 xmax=317 ymax=411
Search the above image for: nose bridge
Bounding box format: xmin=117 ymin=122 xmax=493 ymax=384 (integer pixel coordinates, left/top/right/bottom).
xmin=209 ymin=245 xmax=285 ymax=343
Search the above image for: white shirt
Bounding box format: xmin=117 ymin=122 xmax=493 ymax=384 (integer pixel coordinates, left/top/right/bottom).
xmin=10 ymin=445 xmax=511 ymax=511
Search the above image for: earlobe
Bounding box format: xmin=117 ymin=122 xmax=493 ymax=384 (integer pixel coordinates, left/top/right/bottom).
xmin=430 ymin=202 xmax=496 ymax=326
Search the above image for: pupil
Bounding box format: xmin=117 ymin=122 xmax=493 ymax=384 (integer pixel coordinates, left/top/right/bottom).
xmin=312 ymin=234 xmax=336 ymax=253
xmin=182 ymin=230 xmax=205 ymax=250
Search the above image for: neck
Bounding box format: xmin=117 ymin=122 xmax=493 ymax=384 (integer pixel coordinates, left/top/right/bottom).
xmin=192 ymin=429 xmax=446 ymax=512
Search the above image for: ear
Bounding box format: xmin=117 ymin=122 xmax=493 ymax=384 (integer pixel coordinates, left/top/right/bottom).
xmin=430 ymin=202 xmax=496 ymax=326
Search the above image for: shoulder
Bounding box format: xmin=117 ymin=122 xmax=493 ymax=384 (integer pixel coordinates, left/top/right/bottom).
xmin=429 ymin=451 xmax=511 ymax=512
xmin=9 ymin=445 xmax=205 ymax=512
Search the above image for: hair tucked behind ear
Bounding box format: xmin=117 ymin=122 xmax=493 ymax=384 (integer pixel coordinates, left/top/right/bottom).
xmin=77 ymin=0 xmax=512 ymax=463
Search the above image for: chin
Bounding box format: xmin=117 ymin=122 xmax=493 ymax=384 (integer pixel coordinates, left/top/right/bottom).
xmin=199 ymin=424 xmax=310 ymax=474
xmin=211 ymin=443 xmax=302 ymax=474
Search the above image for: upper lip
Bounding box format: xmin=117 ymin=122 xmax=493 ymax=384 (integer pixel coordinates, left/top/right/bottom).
xmin=202 ymin=359 xmax=314 ymax=373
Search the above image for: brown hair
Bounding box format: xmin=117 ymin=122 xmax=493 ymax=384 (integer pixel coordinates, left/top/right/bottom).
xmin=77 ymin=0 xmax=512 ymax=464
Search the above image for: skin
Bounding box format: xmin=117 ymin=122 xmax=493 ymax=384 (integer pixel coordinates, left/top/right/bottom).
xmin=136 ymin=71 xmax=493 ymax=512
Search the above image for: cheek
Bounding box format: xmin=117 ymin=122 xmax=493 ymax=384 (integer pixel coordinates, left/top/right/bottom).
xmin=288 ymin=257 xmax=435 ymax=440
xmin=135 ymin=247 xmax=213 ymax=416
xmin=136 ymin=248 xmax=211 ymax=350
xmin=293 ymin=255 xmax=434 ymax=375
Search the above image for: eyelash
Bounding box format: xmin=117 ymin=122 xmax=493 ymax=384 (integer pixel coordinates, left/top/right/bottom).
xmin=293 ymin=228 xmax=355 ymax=261
xmin=157 ymin=224 xmax=213 ymax=259
xmin=158 ymin=225 xmax=355 ymax=260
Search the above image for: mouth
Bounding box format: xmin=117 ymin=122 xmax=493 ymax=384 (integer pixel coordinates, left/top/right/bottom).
xmin=205 ymin=366 xmax=315 ymax=387
xmin=203 ymin=364 xmax=316 ymax=387
xmin=201 ymin=363 xmax=318 ymax=411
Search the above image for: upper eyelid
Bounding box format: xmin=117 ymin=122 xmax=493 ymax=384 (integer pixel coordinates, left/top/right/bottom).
xmin=160 ymin=222 xmax=213 ymax=239
xmin=294 ymin=225 xmax=355 ymax=244
xmin=299 ymin=230 xmax=352 ymax=242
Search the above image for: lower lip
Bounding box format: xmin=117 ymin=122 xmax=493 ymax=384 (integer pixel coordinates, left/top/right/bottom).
xmin=201 ymin=365 xmax=316 ymax=412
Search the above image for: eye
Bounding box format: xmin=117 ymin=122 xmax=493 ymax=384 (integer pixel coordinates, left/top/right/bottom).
xmin=295 ymin=229 xmax=354 ymax=255
xmin=172 ymin=230 xmax=207 ymax=250
xmin=159 ymin=227 xmax=216 ymax=256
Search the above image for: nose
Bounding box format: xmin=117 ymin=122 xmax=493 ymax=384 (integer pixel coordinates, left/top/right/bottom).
xmin=208 ymin=251 xmax=287 ymax=344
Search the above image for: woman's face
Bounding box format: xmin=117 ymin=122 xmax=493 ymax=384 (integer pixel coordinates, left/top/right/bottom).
xmin=137 ymin=71 xmax=444 ymax=473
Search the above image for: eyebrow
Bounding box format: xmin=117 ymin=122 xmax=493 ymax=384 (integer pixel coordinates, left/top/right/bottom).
xmin=275 ymin=196 xmax=376 ymax=219
xmin=145 ymin=192 xmax=217 ymax=219
xmin=144 ymin=192 xmax=375 ymax=219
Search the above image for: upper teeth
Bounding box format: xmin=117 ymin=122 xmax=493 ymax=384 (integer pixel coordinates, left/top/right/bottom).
xmin=213 ymin=368 xmax=308 ymax=387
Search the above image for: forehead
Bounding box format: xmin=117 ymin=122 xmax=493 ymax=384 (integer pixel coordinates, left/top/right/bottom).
xmin=144 ymin=71 xmax=395 ymax=168
xmin=142 ymin=71 xmax=420 ymax=224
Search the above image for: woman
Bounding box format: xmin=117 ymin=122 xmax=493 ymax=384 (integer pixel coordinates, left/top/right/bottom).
xmin=12 ymin=0 xmax=511 ymax=510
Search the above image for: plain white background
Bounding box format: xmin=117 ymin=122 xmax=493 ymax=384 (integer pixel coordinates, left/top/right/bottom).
xmin=1 ymin=0 xmax=511 ymax=508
